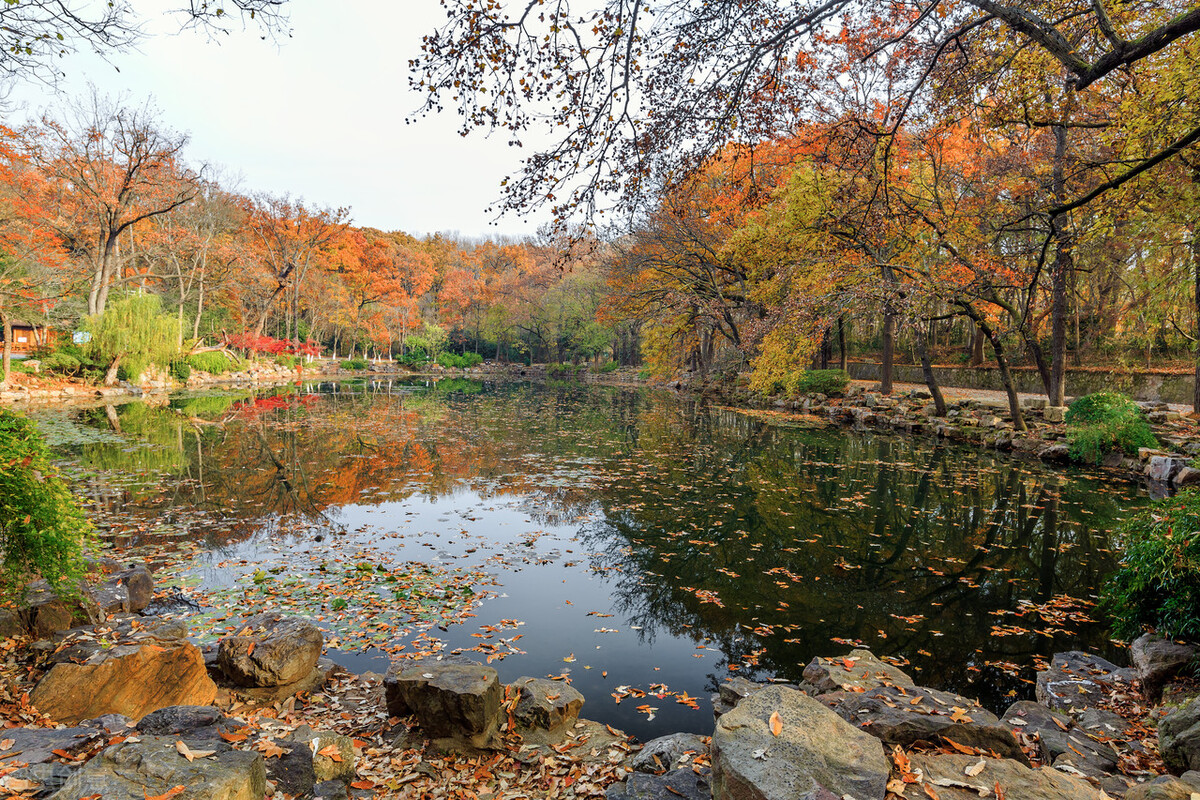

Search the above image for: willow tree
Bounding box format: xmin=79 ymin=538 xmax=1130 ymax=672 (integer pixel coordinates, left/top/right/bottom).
xmin=88 ymin=293 xmax=181 ymax=385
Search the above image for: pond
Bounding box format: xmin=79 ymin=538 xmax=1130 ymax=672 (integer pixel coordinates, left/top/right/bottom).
xmin=39 ymin=378 xmax=1149 ymax=740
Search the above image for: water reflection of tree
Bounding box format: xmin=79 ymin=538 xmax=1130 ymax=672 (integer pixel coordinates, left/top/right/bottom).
xmin=576 ymin=398 xmax=1140 ymax=709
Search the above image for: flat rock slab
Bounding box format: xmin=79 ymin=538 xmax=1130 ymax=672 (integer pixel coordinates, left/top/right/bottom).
xmin=802 ymin=649 xmax=915 ymax=694
xmin=711 ymin=685 xmax=889 ymax=800
xmin=48 ymin=735 xmax=265 ymax=800
xmin=510 ymin=676 xmax=585 ymax=732
xmin=1036 ymin=652 xmax=1135 ymax=718
xmin=895 ymin=753 xmax=1104 ymax=800
xmin=0 ymin=726 xmax=105 ymax=764
xmin=1002 ymin=701 xmax=1118 ymax=772
xmin=31 ymin=640 xmax=216 ymax=724
xmin=217 ymin=613 xmax=322 ymax=688
xmin=135 ymin=705 xmax=231 ymax=739
xmin=830 ymin=685 xmax=1026 ymax=763
xmin=607 ymin=768 xmax=712 ymax=800
xmin=385 ymin=657 xmax=501 ymax=742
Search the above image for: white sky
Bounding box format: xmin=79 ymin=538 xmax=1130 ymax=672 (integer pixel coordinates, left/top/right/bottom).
xmin=5 ymin=0 xmax=551 ymax=239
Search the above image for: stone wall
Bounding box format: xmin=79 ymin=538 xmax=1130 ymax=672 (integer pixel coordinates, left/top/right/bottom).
xmin=847 ymin=361 xmax=1194 ymax=405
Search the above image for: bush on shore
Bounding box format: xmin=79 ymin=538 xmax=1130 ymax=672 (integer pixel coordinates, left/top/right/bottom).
xmin=1065 ymin=391 xmax=1156 ymax=464
xmin=1103 ymin=489 xmax=1200 ymax=642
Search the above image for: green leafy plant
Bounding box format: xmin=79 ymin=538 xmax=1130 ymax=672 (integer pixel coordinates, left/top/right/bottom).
xmin=169 ymin=359 xmax=191 ymax=381
xmin=436 ymin=351 xmax=484 ymax=368
xmin=547 ymin=363 xmax=585 ymax=379
xmin=1103 ymin=489 xmax=1200 ymax=641
xmin=188 ymin=351 xmax=238 ymax=375
xmin=592 ymin=360 xmax=621 ymax=374
xmin=1065 ymin=391 xmax=1157 ymax=464
xmin=0 ymin=410 xmax=94 ymax=598
xmin=795 ymin=369 xmax=850 ymax=396
xmin=341 ymin=358 xmax=368 ymax=371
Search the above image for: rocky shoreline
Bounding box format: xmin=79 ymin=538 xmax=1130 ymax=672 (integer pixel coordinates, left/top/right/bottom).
xmin=1 ymin=562 xmax=1198 ymax=799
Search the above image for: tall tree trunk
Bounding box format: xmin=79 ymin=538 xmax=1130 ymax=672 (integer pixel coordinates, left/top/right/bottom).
xmin=959 ymin=302 xmax=1026 ymax=431
xmin=838 ymin=314 xmax=847 ymax=371
xmin=193 ymin=267 xmax=206 ymax=341
xmin=917 ymin=324 xmax=946 ymax=416
xmin=1048 ymin=123 xmax=1072 ymax=407
xmin=0 ymin=304 xmax=11 ymax=388
xmin=1193 ymin=225 xmax=1200 ymax=414
xmin=970 ymin=327 xmax=985 ymax=366
xmin=881 ymin=304 xmax=896 ymax=395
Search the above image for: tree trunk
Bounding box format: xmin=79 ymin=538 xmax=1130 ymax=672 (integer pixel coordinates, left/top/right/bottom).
xmin=104 ymin=354 xmax=124 ymax=386
xmin=881 ymin=304 xmax=896 ymax=395
xmin=838 ymin=314 xmax=847 ymax=371
xmin=917 ymin=324 xmax=946 ymax=417
xmin=970 ymin=327 xmax=985 ymax=366
xmin=1193 ymin=225 xmax=1200 ymax=414
xmin=967 ymin=310 xmax=1026 ymax=432
xmin=1048 ymin=123 xmax=1072 ymax=407
xmin=193 ymin=267 xmax=206 ymax=341
xmin=0 ymin=305 xmax=11 ymax=388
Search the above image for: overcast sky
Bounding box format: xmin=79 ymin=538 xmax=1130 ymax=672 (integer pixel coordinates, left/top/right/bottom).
xmin=6 ymin=1 xmax=551 ymax=239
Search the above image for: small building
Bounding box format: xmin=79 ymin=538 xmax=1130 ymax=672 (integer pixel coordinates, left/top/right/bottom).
xmin=0 ymin=321 xmax=54 ymax=357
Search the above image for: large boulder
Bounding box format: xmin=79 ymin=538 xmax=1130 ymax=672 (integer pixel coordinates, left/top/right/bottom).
xmin=48 ymin=735 xmax=265 ymax=800
xmin=801 ymin=649 xmax=915 ymax=695
xmin=91 ymin=566 xmax=155 ymax=616
xmin=1127 ymin=771 xmax=1200 ymax=800
xmin=290 ymin=725 xmax=356 ymax=784
xmin=830 ymin=685 xmax=1026 ymax=762
xmin=510 ymin=677 xmax=585 ymax=732
xmin=1159 ymin=696 xmax=1200 ymax=775
xmin=217 ymin=613 xmax=322 ymax=688
xmin=135 ymin=705 xmax=231 ymax=739
xmin=385 ymin=656 xmax=502 ymax=747
xmin=711 ymin=685 xmax=889 ymax=800
xmin=1036 ymin=651 xmax=1135 ymax=717
xmin=1131 ymin=634 xmax=1197 ymax=700
xmin=892 ymin=753 xmax=1103 ymax=800
xmin=31 ymin=623 xmax=216 ymax=724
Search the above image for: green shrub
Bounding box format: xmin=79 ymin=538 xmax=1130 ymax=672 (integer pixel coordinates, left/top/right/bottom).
xmin=796 ymin=369 xmax=850 ymax=396
xmin=188 ymin=352 xmax=237 ymax=375
xmin=1065 ymin=391 xmax=1157 ymax=464
xmin=1103 ymin=489 xmax=1200 ymax=641
xmin=0 ymin=410 xmax=94 ymax=598
xmin=274 ymin=354 xmax=302 ymax=368
xmin=169 ymin=359 xmax=191 ymax=381
xmin=341 ymin=358 xmax=368 ymax=371
xmin=436 ymin=352 xmax=484 ymax=368
xmin=41 ymin=352 xmax=82 ymax=375
xmin=593 ymin=360 xmax=621 ymax=374
xmin=638 ymin=368 xmax=651 ymax=380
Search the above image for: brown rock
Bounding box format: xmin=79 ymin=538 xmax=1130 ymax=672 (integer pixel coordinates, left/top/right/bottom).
xmin=31 ymin=640 xmax=216 ymax=724
xmin=217 ymin=613 xmax=322 ymax=688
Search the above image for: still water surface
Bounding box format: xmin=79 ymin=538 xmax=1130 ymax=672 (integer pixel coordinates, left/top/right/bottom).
xmin=41 ymin=379 xmax=1148 ymax=739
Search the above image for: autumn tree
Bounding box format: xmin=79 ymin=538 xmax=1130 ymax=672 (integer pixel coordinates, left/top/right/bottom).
xmin=24 ymin=92 xmax=198 ymax=316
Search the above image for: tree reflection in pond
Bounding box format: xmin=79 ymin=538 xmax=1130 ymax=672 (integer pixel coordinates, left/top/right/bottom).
xmin=43 ymin=381 xmax=1146 ymax=736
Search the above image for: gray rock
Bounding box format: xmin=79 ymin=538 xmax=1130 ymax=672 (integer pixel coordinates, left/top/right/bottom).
xmin=136 ymin=705 xmax=230 ymax=738
xmin=1036 ymin=651 xmax=1134 ymax=717
xmin=607 ymin=769 xmax=711 ymax=800
xmin=1001 ymin=701 xmax=1117 ymax=772
xmin=1175 ymin=466 xmax=1200 ymax=487
xmin=831 ymin=685 xmax=1027 ymax=762
xmin=510 ymin=677 xmax=584 ymax=732
xmin=5 ymin=763 xmax=75 ymax=799
xmin=893 ymin=753 xmax=1103 ymax=799
xmin=19 ymin=584 xmax=102 ymax=639
xmin=718 ymin=678 xmax=765 ymax=709
xmin=1160 ymin=696 xmax=1200 ymax=774
xmin=711 ymin=685 xmax=888 ymax=800
xmin=801 ymin=649 xmax=914 ymax=694
xmin=312 ymin=780 xmax=351 ymax=800
xmin=386 ymin=657 xmax=502 ymax=746
xmin=0 ymin=726 xmax=105 ymax=765
xmin=630 ymin=733 xmax=710 ymax=774
xmin=1043 ymin=406 xmax=1067 ymax=423
xmin=265 ymin=741 xmax=315 ymax=798
xmin=0 ymin=608 xmax=25 ymax=639
xmin=289 ymin=726 xmax=356 ymax=784
xmin=1127 ymin=771 xmax=1200 ymax=800
xmin=1131 ymin=634 xmax=1197 ymax=700
xmin=1038 ymin=443 xmax=1072 ymax=462
xmin=217 ymin=612 xmax=322 ymax=687
xmin=1148 ymin=456 xmax=1185 ymax=483
xmin=48 ymin=735 xmax=265 ymax=800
